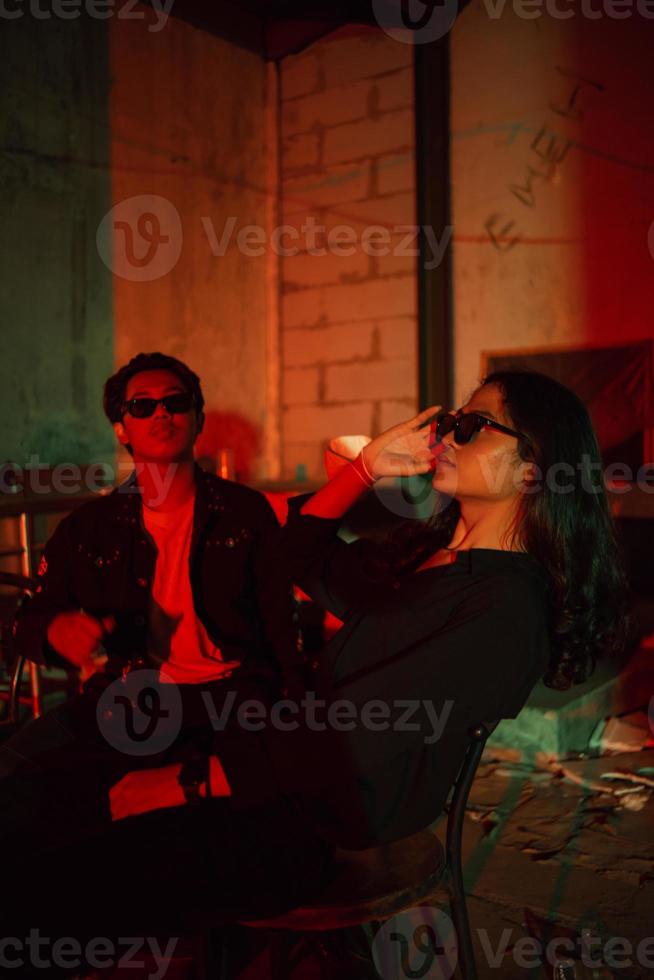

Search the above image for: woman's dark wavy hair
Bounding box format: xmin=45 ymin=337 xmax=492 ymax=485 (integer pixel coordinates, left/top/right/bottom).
xmin=386 ymin=369 xmax=629 ymax=691
xmin=103 ymin=352 xmax=205 ymax=425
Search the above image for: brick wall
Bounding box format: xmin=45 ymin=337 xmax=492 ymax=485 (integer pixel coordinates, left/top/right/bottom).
xmin=279 ymin=26 xmax=418 ymax=481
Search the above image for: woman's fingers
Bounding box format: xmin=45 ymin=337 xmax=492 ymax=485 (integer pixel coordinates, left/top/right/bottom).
xmin=365 ymin=404 xmax=445 ymax=479
xmin=386 ymin=405 xmax=441 ymax=440
xmin=409 ymin=405 xmax=442 ymax=430
xmin=384 ymin=430 xmax=432 ymax=461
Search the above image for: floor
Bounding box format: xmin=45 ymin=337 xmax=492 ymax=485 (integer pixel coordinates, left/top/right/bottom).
xmin=202 ymin=747 xmax=654 ymax=980
xmin=3 ymin=674 xmax=653 ymax=980
xmin=441 ymin=747 xmax=654 ymax=980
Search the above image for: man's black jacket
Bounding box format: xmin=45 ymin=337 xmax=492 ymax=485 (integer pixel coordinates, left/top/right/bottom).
xmin=14 ymin=466 xmax=301 ymax=695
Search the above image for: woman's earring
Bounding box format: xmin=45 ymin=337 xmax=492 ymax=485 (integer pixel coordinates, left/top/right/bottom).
xmin=521 ymin=462 xmax=539 ymax=492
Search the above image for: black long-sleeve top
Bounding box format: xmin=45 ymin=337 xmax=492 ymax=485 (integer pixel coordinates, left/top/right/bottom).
xmin=271 ymin=498 xmax=552 ymax=848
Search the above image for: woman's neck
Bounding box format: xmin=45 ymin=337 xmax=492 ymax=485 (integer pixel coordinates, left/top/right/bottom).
xmin=416 ymin=500 xmax=525 ymax=573
xmin=446 ymin=499 xmax=524 ymax=553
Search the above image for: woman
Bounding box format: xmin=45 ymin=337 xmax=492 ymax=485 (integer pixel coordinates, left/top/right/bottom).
xmin=1 ymin=371 xmax=627 ymax=967
xmin=270 ymin=368 xmax=628 ymax=847
xmin=293 ymin=368 xmax=627 ymax=687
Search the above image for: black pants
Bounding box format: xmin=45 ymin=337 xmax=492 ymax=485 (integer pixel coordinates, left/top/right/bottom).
xmin=0 ymin=672 xmax=271 ymax=839
xmin=2 ymin=793 xmax=333 ymax=928
xmin=0 ymin=672 xmax=334 ymax=969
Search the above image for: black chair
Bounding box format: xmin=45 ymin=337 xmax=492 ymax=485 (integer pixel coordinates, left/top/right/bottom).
xmin=0 ymin=571 xmax=79 ymax=732
xmin=0 ymin=571 xmax=38 ymax=731
xmin=214 ymin=720 xmax=499 ymax=980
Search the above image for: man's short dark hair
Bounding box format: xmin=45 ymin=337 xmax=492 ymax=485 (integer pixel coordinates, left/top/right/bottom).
xmin=103 ymin=352 xmax=205 ymax=425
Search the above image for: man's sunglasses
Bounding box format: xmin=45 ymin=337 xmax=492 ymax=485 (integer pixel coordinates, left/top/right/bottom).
xmin=122 ymin=392 xmax=195 ymax=419
xmin=433 ymin=411 xmax=528 ymax=446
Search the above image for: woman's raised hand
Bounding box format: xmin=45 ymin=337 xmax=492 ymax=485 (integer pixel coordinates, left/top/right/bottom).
xmin=360 ymin=406 xmax=442 ymax=480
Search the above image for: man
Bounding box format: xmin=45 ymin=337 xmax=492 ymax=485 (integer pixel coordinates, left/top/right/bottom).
xmin=2 ymin=351 xmax=304 ymax=838
xmin=0 ymin=354 xmax=335 ymax=971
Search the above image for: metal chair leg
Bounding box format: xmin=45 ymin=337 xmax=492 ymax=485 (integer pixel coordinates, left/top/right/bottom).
xmin=445 ymin=725 xmax=491 ymax=980
xmin=448 ymin=862 xmax=477 ymax=980
xmin=216 ymin=933 xmax=231 ymax=980
xmin=28 ymin=659 xmax=43 ymax=719
xmin=269 ymin=932 xmax=298 ymax=980
xmin=7 ymin=652 xmax=26 ymax=727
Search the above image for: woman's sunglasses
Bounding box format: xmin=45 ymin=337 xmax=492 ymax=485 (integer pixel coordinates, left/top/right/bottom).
xmin=122 ymin=392 xmax=195 ymax=419
xmin=433 ymin=411 xmax=528 ymax=446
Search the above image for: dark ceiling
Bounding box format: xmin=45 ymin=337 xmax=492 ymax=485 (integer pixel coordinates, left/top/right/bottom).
xmin=152 ymin=0 xmax=382 ymax=60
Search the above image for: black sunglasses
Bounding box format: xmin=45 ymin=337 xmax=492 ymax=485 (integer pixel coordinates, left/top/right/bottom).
xmin=434 ymin=411 xmax=528 ymax=446
xmin=122 ymin=392 xmax=195 ymax=419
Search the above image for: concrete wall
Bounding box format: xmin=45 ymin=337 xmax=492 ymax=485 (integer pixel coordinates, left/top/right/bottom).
xmin=450 ymin=4 xmax=654 ymax=406
xmin=0 ymin=15 xmax=113 ymax=466
xmin=1 ymin=16 xmax=419 ymax=484
xmin=109 ymin=7 xmax=274 ymax=480
xmin=279 ymin=26 xmax=418 ymax=481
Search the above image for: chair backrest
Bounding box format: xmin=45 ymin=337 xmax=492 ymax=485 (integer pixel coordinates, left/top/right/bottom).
xmin=445 ymin=720 xmax=500 ymax=869
xmin=0 ymin=573 xmax=38 ymax=729
xmin=0 ymin=572 xmax=37 ymax=593
xmin=0 ymin=572 xmax=37 ymax=664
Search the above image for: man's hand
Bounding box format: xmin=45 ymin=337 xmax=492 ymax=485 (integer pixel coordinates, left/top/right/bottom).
xmin=46 ymin=610 xmax=115 ymax=679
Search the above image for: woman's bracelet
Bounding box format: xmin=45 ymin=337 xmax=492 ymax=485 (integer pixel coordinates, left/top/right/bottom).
xmin=359 ymin=450 xmax=375 ymax=484
xmin=351 ymin=453 xmax=375 ymax=487
xmin=350 ymin=463 xmax=372 ymax=488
